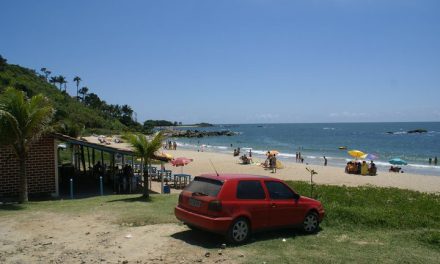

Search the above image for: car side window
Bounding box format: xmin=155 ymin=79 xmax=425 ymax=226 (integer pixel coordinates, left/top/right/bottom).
xmin=236 ymin=181 xmax=266 ymax=199
xmin=265 ymin=181 xmax=295 ymax=200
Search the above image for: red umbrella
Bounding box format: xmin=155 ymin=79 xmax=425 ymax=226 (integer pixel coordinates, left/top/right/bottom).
xmin=171 ymin=157 xmax=193 ymax=173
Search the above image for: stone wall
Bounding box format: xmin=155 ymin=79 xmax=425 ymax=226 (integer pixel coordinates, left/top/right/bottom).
xmin=0 ymin=135 xmax=56 ymax=198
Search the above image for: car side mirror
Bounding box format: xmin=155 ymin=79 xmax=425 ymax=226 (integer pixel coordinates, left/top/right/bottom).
xmin=293 ymin=193 xmax=300 ymax=201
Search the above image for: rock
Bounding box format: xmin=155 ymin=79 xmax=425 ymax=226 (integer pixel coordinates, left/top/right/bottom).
xmin=239 ymin=254 xmax=244 ymax=258
xmin=218 ymin=250 xmax=222 ymax=255
xmin=85 ymin=232 xmax=90 ymax=235
xmin=122 ymin=261 xmax=128 ymax=264
xmin=220 ymin=243 xmax=226 ymax=249
xmin=407 ymin=129 xmax=427 ymax=134
xmin=204 ymin=252 xmax=211 ymax=258
xmin=163 ymin=130 xmax=237 ymax=138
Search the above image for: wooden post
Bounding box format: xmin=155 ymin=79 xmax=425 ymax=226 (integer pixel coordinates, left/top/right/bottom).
xmin=112 ymin=153 xmax=116 ymax=192
xmin=80 ymin=145 xmax=86 ymax=174
xmin=87 ymin=147 xmax=91 ymax=171
xmin=92 ymin=148 xmax=95 ymax=165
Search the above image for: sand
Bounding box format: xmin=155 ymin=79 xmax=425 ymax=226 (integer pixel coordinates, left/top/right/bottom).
xmin=0 ymin=212 xmax=244 ymax=264
xmin=162 ymin=148 xmax=440 ymax=194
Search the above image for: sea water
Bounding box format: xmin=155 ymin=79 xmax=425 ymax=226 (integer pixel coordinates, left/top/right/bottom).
xmin=170 ymin=122 xmax=440 ymax=176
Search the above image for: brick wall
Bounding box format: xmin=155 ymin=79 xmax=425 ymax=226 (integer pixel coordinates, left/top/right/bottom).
xmin=0 ymin=135 xmax=55 ymax=198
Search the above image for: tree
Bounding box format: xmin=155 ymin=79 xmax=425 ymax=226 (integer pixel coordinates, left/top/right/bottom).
xmin=127 ymin=132 xmax=164 ymax=198
xmin=0 ymin=87 xmax=54 ymax=203
xmin=49 ymin=76 xmax=58 ymax=87
xmin=84 ymin=92 xmax=103 ymax=109
xmin=57 ymin=76 xmax=67 ymax=92
xmin=73 ymin=76 xmax=81 ymax=100
xmin=0 ymin=55 xmax=7 ymax=71
xmin=78 ymin=86 xmax=89 ymax=101
xmin=39 ymin=68 xmax=51 ymax=81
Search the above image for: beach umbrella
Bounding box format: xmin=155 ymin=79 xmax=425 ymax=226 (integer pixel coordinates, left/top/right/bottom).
xmin=171 ymin=157 xmax=193 ymax=173
xmin=171 ymin=157 xmax=193 ymax=167
xmin=389 ymin=158 xmax=408 ymax=165
xmin=153 ymin=152 xmax=173 ymax=162
xmin=267 ymin=150 xmax=279 ymax=156
xmin=361 ymin=153 xmax=379 ymax=160
xmin=348 ymin=150 xmax=365 ymax=159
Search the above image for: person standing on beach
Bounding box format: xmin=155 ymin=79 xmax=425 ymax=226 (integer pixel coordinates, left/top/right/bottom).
xmin=429 ymin=158 xmax=432 ymax=165
xmin=323 ymin=156 xmax=327 ymax=166
xmin=272 ymin=155 xmax=277 ymax=173
xmin=435 ymin=156 xmax=438 ymax=165
xmin=296 ymin=152 xmax=298 ymax=162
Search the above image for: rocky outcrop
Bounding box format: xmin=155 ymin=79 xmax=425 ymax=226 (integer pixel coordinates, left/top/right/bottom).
xmin=163 ymin=129 xmax=237 ymax=138
xmin=386 ymin=129 xmax=428 ymax=134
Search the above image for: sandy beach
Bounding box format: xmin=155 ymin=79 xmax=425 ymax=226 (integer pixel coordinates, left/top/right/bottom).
xmin=162 ymin=148 xmax=440 ymax=194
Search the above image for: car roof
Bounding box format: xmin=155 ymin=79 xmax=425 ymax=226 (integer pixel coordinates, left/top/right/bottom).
xmin=196 ymin=173 xmax=278 ymax=181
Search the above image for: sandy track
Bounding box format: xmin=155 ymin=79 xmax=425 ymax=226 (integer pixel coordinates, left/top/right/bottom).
xmin=0 ymin=212 xmax=245 ymax=264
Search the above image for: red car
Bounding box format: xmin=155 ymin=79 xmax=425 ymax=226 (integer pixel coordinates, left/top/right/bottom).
xmin=175 ymin=174 xmax=325 ymax=243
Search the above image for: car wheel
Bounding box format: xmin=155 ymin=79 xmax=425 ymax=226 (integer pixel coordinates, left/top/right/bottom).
xmin=303 ymin=212 xmax=319 ymax=234
xmin=227 ymin=217 xmax=250 ymax=244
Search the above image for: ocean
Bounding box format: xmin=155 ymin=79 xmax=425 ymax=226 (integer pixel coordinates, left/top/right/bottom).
xmin=170 ymin=122 xmax=440 ymax=176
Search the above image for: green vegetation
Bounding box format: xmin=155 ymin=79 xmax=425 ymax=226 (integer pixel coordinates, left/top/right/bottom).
xmin=127 ymin=132 xmax=165 ymax=197
xmin=0 ymin=88 xmax=55 ymax=203
xmin=0 ymin=55 xmax=140 ymax=136
xmin=1 ymin=181 xmax=439 ymax=262
xmin=0 ymin=194 xmax=179 ymax=226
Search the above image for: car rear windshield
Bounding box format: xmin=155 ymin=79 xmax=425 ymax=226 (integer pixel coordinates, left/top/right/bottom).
xmin=184 ymin=177 xmax=223 ymax=197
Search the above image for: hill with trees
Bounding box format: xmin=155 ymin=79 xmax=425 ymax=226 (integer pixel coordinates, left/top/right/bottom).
xmin=0 ymin=55 xmax=142 ymax=136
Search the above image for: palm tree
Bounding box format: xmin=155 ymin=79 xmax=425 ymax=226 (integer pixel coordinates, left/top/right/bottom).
xmin=45 ymin=70 xmax=51 ymax=80
xmin=127 ymin=132 xmax=164 ymax=198
xmin=73 ymin=76 xmax=81 ymax=100
xmin=57 ymin=76 xmax=67 ymax=92
xmin=79 ymin=86 xmax=89 ymax=101
xmin=0 ymin=87 xmax=54 ymax=203
xmin=40 ymin=68 xmax=51 ymax=81
xmin=49 ymin=76 xmax=58 ymax=87
xmin=40 ymin=67 xmax=47 ymax=79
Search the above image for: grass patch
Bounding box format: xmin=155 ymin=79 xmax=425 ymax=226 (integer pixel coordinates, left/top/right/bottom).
xmin=286 ymin=181 xmax=440 ymax=230
xmin=1 ymin=181 xmax=439 ymax=263
xmin=0 ymin=194 xmax=180 ymax=226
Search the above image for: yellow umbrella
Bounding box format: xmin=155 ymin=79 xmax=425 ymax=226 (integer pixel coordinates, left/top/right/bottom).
xmin=159 ymin=152 xmax=173 ymax=159
xmin=348 ymin=150 xmax=365 ymax=159
xmin=266 ymin=150 xmax=280 ymax=156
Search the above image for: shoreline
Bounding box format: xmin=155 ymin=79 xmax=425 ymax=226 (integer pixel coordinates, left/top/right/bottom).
xmin=164 ymin=147 xmax=440 ymax=194
xmin=173 ymin=141 xmax=440 ymax=176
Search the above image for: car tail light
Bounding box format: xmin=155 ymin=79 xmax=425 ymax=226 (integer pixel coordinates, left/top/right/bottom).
xmin=208 ymin=200 xmax=222 ymax=212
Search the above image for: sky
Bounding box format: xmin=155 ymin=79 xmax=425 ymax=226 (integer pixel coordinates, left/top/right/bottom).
xmin=1 ymin=0 xmax=439 ymax=124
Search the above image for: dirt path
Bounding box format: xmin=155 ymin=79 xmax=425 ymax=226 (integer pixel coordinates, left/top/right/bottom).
xmin=0 ymin=212 xmax=246 ymax=264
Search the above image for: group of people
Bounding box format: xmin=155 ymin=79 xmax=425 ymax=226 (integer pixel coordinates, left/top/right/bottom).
xmin=428 ymin=156 xmax=438 ymax=165
xmin=233 ymin=147 xmax=241 ymax=157
xmin=345 ymin=160 xmax=377 ymax=176
xmin=238 ymin=148 xmax=253 ymax=164
xmin=295 ymin=152 xmax=304 ymax=163
xmin=164 ymin=141 xmax=177 ymax=150
xmin=265 ymin=151 xmax=277 ymax=173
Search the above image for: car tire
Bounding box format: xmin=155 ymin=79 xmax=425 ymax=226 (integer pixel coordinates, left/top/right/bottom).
xmin=227 ymin=217 xmax=250 ymax=244
xmin=303 ymin=212 xmax=319 ymax=234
